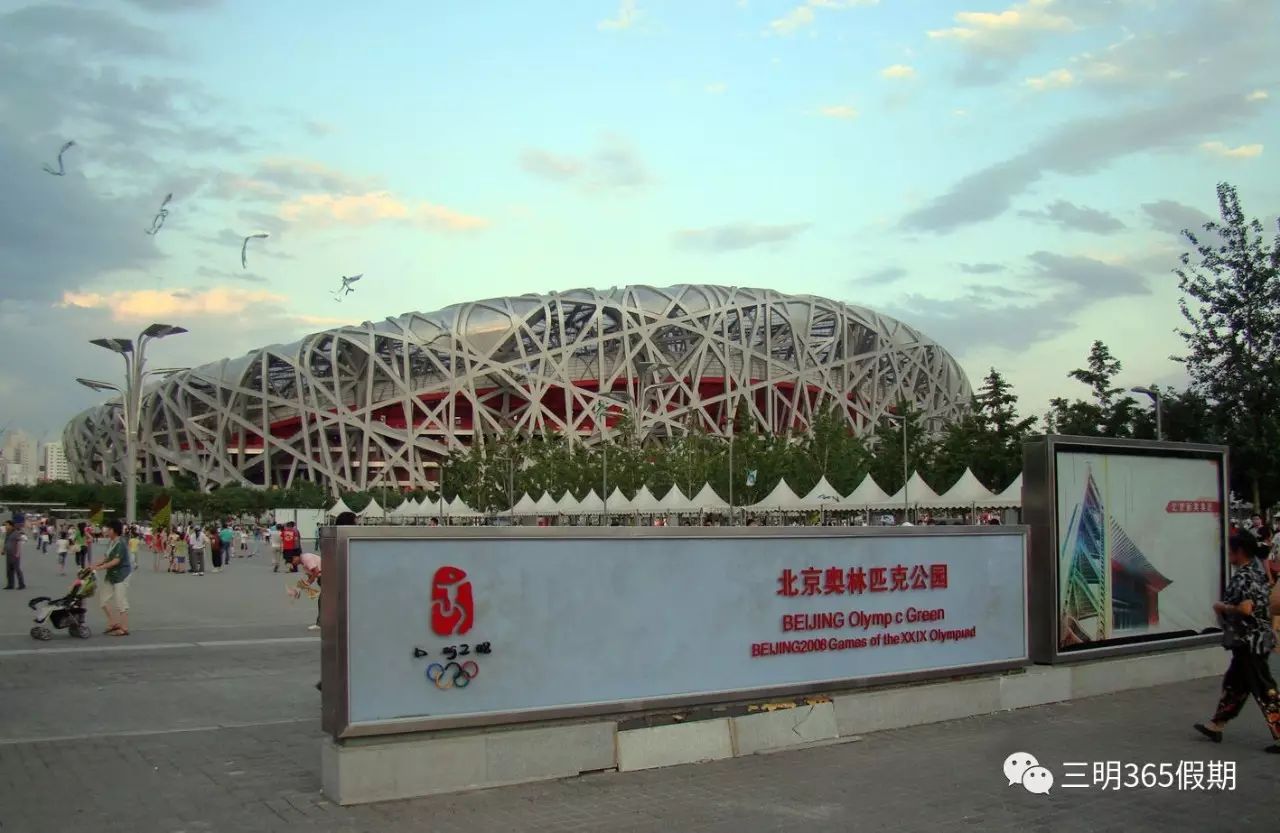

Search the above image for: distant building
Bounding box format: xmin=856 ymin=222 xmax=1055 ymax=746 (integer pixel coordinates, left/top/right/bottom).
xmin=42 ymin=441 xmax=70 ymax=482
xmin=1 ymin=430 xmax=38 ymax=486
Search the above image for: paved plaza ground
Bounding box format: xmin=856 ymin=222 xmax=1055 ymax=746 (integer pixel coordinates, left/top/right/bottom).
xmin=2 ymin=539 xmax=1278 ymax=832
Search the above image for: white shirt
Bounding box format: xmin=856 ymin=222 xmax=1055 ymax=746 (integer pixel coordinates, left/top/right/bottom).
xmin=269 ymin=528 xmax=282 ymax=547
xmin=187 ymin=530 xmax=206 ymax=550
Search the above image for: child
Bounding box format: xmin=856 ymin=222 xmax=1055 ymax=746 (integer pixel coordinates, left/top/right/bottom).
xmin=55 ymin=531 xmax=69 ymax=576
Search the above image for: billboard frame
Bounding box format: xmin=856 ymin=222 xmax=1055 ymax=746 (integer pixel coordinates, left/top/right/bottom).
xmin=1024 ymin=434 xmax=1229 ymax=665
xmin=320 ymin=524 xmax=1029 ymax=740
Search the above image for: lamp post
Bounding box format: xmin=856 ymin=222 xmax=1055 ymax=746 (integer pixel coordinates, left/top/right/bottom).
xmin=1130 ymin=386 xmax=1163 ymax=441
xmin=79 ymin=324 xmax=187 ymax=526
xmin=882 ymin=412 xmax=910 ymax=524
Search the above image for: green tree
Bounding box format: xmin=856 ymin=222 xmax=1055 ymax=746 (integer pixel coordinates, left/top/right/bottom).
xmin=1175 ymin=181 xmax=1280 ymax=510
xmin=1046 ymin=341 xmax=1138 ymax=437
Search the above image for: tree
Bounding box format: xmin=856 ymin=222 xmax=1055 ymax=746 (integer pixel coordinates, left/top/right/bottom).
xmin=1046 ymin=341 xmax=1138 ymax=437
xmin=1175 ymin=181 xmax=1280 ymax=510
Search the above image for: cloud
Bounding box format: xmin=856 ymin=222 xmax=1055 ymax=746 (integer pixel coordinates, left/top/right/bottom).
xmin=886 ymin=249 xmax=1148 ymax=353
xmin=599 ymin=0 xmax=640 ymax=31
xmin=769 ymin=0 xmax=877 ymax=36
xmin=279 ymin=191 xmax=488 ymax=231
xmin=195 ymin=266 xmax=268 ymax=285
xmin=121 ymin=0 xmax=222 ymax=11
xmin=1 ymin=4 xmax=166 ymax=56
xmin=1141 ymin=199 xmax=1213 ymax=237
xmin=1199 ymin=140 xmax=1263 ymax=159
xmin=927 ymin=0 xmax=1076 ymax=83
xmin=1027 ymin=251 xmax=1147 ymax=298
xmin=850 ymin=266 xmax=907 ymax=286
xmin=705 ymin=82 xmax=728 ymax=94
xmin=880 ymin=64 xmax=916 ymax=79
xmin=1027 ymin=1 xmax=1278 ymax=95
xmin=213 ymin=158 xmax=377 ymax=202
xmin=1247 ymin=90 xmax=1269 ymax=101
xmin=900 ymin=91 xmax=1263 ymax=233
xmin=1017 ymin=200 xmax=1125 ymax=234
xmin=816 ymin=104 xmax=859 ymax=120
xmin=1024 ymin=68 xmax=1075 ymax=90
xmin=674 ymin=222 xmax=811 ymax=252
xmin=60 ymin=286 xmax=287 ymax=321
xmin=519 ymin=135 xmax=650 ymax=192
xmin=958 ymin=262 xmax=1006 ymax=274
xmin=0 ymin=136 xmax=161 ymax=302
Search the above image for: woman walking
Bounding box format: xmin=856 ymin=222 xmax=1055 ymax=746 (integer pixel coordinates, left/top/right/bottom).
xmin=1195 ymin=533 xmax=1280 ymax=753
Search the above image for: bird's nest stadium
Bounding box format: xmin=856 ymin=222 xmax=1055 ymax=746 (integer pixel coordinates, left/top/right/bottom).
xmin=64 ymin=285 xmax=972 ymax=493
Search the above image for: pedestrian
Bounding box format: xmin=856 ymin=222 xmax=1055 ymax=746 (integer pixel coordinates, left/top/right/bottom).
xmin=55 ymin=527 xmax=70 ymax=576
xmin=186 ymin=525 xmax=206 ymax=575
xmin=209 ymin=525 xmax=224 ymax=572
xmin=3 ymin=519 xmax=25 ymax=590
xmin=280 ymin=521 xmax=301 ymax=572
xmin=1195 ymin=532 xmax=1280 ymax=753
xmin=269 ymin=523 xmax=283 ymax=572
xmin=219 ymin=523 xmax=234 ymax=565
xmin=289 ymin=549 xmax=323 ymax=631
xmin=89 ymin=518 xmax=132 ymax=636
xmin=73 ymin=522 xmax=89 ymax=569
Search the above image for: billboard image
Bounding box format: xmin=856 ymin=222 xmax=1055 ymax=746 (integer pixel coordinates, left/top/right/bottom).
xmin=334 ymin=528 xmax=1027 ymax=732
xmin=1055 ymin=449 xmax=1224 ymax=651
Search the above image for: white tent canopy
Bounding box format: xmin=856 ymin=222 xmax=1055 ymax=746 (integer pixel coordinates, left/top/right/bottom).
xmin=326 ymin=497 xmax=353 ymax=517
xmin=357 ymin=497 xmax=385 ymax=519
xmin=747 ymin=479 xmax=808 ymax=512
xmin=604 ymin=487 xmax=632 ymax=514
xmin=533 ymin=491 xmax=559 ymax=515
xmin=390 ymin=498 xmax=418 ymax=517
xmin=630 ymin=485 xmax=662 ymax=513
xmin=989 ymin=473 xmax=1023 ymax=508
xmin=577 ymin=489 xmax=605 ymax=514
xmin=690 ymin=482 xmax=730 ymax=512
xmin=656 ymin=485 xmax=694 ymax=513
xmin=417 ymin=495 xmax=439 ymax=515
xmin=557 ymin=490 xmax=582 ymax=514
xmin=445 ymin=496 xmax=478 ymax=517
xmin=874 ymin=472 xmax=941 ymax=510
xmin=511 ymin=493 xmax=539 ymax=515
xmin=801 ymin=476 xmax=845 ymax=510
xmin=840 ymin=474 xmax=891 ymax=508
xmin=931 ymin=468 xmax=997 ymax=508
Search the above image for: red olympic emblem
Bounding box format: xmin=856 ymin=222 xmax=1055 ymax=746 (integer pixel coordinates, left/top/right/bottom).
xmin=430 ymin=565 xmax=474 ymax=636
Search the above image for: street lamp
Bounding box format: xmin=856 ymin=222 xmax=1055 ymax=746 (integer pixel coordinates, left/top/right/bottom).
xmin=83 ymin=323 xmax=187 ymax=525
xmin=882 ymin=411 xmax=911 ymax=524
xmin=1130 ymin=386 xmax=1163 ymax=441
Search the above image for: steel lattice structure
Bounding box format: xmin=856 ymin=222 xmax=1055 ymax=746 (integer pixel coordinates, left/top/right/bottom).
xmin=65 ymin=285 xmax=972 ymax=492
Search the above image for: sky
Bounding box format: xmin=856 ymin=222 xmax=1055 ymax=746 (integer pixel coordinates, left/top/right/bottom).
xmin=1 ymin=0 xmax=1276 ymax=441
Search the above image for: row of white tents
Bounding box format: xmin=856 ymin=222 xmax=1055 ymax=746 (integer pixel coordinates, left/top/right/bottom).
xmin=328 ymin=469 xmax=1023 ymax=519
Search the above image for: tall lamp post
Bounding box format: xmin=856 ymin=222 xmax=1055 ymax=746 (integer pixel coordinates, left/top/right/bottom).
xmin=78 ymin=323 xmax=187 ymax=525
xmin=1130 ymin=386 xmax=1163 ymax=441
xmin=882 ymin=412 xmax=910 ymax=524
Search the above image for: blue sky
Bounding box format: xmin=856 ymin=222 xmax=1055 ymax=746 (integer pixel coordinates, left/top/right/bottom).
xmin=1 ymin=0 xmax=1276 ymax=436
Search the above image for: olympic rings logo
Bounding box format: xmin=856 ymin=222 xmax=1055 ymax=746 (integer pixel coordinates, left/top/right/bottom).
xmin=426 ymin=660 xmax=479 ymax=689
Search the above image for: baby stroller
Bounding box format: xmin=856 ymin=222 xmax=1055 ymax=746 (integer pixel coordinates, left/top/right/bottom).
xmin=28 ymin=568 xmax=97 ymax=640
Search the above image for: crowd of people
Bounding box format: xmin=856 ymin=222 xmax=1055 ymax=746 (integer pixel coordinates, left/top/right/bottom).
xmin=4 ymin=515 xmax=317 ymax=637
